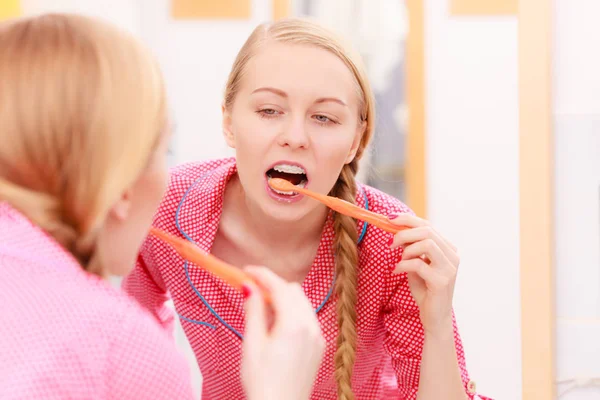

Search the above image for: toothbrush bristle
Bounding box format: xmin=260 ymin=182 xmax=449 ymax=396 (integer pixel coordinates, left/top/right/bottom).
xmin=268 ymin=178 xmax=295 ymax=191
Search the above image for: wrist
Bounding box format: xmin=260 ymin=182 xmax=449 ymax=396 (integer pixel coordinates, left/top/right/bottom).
xmin=422 ymin=314 xmax=454 ymax=340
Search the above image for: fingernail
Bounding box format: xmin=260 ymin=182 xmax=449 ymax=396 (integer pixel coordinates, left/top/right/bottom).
xmin=388 ymin=213 xmax=399 ymax=220
xmin=242 ymin=284 xmax=252 ymax=299
xmin=387 ymin=236 xmax=394 ymax=246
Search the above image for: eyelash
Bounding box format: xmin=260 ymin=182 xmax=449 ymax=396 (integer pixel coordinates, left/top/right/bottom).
xmin=256 ymin=109 xmax=280 ymax=119
xmin=256 ymin=109 xmax=338 ymax=126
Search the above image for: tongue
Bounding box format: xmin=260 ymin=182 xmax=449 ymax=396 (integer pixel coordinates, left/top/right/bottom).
xmin=269 ymin=170 xmax=305 ymax=186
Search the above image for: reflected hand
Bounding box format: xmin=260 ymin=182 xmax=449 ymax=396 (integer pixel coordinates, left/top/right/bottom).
xmin=388 ymin=214 xmax=460 ymax=334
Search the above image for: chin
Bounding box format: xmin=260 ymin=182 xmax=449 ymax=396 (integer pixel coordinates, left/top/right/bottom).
xmin=258 ymin=200 xmax=311 ymax=222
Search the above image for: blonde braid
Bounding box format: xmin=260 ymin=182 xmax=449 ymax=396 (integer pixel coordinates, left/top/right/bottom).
xmin=330 ymin=162 xmax=360 ymax=400
xmin=0 ymin=178 xmax=100 ymax=272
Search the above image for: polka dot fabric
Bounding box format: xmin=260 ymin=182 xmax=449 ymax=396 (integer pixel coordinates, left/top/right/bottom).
xmin=124 ymin=157 xmax=493 ymax=400
xmin=0 ymin=203 xmax=195 ymax=400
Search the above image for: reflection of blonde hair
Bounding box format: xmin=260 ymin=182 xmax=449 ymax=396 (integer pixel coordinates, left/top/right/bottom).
xmin=224 ymin=18 xmax=375 ymax=400
xmin=0 ymin=14 xmax=167 ymax=273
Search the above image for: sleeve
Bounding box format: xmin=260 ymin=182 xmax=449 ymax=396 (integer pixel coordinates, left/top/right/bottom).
xmin=107 ymin=307 xmax=196 ymax=400
xmin=382 ymin=271 xmax=491 ymax=400
xmin=122 ymin=238 xmax=175 ymax=336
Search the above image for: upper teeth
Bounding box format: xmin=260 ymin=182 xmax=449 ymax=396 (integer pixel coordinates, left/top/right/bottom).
xmin=273 ymin=164 xmax=306 ymax=174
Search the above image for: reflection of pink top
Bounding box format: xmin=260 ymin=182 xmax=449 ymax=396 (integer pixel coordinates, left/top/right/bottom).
xmin=124 ymin=157 xmax=492 ymax=400
xmin=0 ymin=202 xmax=195 ymax=400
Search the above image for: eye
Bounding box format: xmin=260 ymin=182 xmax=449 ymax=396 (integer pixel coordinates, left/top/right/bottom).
xmin=312 ymin=114 xmax=338 ymax=126
xmin=257 ymin=108 xmax=281 ymax=118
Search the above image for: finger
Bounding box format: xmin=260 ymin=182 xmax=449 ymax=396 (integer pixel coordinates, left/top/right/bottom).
xmin=391 ymin=226 xmax=459 ymax=266
xmin=388 ymin=212 xmax=429 ymax=229
xmin=388 ymin=213 xmax=458 ymax=253
xmin=395 ymin=259 xmax=450 ymax=292
xmin=283 ymin=284 xmax=323 ymax=339
xmin=242 ymin=281 xmax=266 ymax=364
xmin=244 ymin=266 xmax=304 ymax=332
xmin=393 ymin=258 xmax=438 ymax=282
xmin=405 ymin=271 xmax=427 ymax=302
xmin=401 ymin=239 xmax=452 ymax=272
xmin=246 ymin=267 xmax=321 ymax=340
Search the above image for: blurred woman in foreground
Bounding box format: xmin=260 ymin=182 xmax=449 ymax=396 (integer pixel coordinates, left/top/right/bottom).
xmin=0 ymin=13 xmax=324 ymax=400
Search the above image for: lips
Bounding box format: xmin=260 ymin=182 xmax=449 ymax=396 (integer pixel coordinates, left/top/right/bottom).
xmin=265 ymin=161 xmax=309 ymax=198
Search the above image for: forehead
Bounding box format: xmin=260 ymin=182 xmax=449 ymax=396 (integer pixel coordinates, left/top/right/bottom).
xmin=241 ymin=42 xmax=360 ymax=105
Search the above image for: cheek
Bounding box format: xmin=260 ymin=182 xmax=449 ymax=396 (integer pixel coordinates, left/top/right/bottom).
xmin=144 ymin=165 xmax=169 ymax=209
xmin=232 ymin=121 xmax=272 ymax=166
xmin=310 ymin=132 xmax=356 ymax=191
xmin=316 ymin=131 xmax=356 ymax=166
xmin=99 ymin=160 xmax=169 ymax=276
xmin=130 ymin=157 xmax=170 ymax=225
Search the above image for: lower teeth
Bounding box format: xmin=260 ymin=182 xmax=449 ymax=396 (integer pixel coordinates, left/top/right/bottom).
xmin=274 ymin=189 xmax=296 ymax=195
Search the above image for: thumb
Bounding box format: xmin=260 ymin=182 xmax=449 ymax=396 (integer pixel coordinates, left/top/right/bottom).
xmin=405 ymin=272 xmax=427 ymax=305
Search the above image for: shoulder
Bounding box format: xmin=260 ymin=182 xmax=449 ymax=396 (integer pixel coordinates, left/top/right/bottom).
xmin=81 ymin=281 xmax=187 ymax=366
xmin=93 ymin=284 xmax=194 ymax=398
xmin=106 ymin=290 xmax=186 ymax=364
xmin=359 ymin=183 xmax=414 ymax=220
xmin=74 ymin=275 xmax=156 ymax=330
xmin=166 ymin=157 xmax=235 ymax=199
xmin=358 ymin=183 xmax=414 ymax=249
xmin=151 ymin=157 xmax=234 ymax=227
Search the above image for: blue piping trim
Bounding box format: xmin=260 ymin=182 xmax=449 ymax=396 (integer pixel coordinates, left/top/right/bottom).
xmin=175 ymin=173 xmax=210 ymax=239
xmin=184 ymin=260 xmax=243 ymax=339
xmin=173 ymin=173 xmax=370 ymax=338
xmin=174 ymin=172 xmax=243 ymax=339
xmin=315 ymin=277 xmax=335 ymax=313
xmin=177 ymin=313 xmax=217 ymax=330
xmin=357 ymin=186 xmax=369 ymax=245
xmin=315 ymin=186 xmax=369 ymax=313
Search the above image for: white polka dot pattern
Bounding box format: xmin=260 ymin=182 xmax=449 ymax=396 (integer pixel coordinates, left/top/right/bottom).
xmin=0 ymin=203 xmax=195 ymax=399
xmin=123 ymin=157 xmax=493 ymax=400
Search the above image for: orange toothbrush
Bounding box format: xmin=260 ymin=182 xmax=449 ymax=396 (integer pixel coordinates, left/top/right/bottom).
xmin=269 ymin=178 xmax=408 ymax=234
xmin=149 ymin=227 xmax=272 ymax=304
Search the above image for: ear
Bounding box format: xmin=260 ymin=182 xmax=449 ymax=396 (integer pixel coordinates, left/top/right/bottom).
xmin=109 ymin=188 xmax=133 ymax=222
xmin=345 ymin=120 xmax=366 ymax=164
xmin=222 ymin=104 xmax=236 ymax=148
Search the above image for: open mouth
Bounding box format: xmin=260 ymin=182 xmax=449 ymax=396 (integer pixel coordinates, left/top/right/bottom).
xmin=265 ymin=163 xmax=308 ymax=197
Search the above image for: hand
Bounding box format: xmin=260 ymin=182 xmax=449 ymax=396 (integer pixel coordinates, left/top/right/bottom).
xmin=388 ymin=214 xmax=460 ymax=334
xmin=241 ymin=266 xmax=325 ymax=400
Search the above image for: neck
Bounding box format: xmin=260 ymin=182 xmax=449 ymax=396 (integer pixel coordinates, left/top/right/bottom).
xmin=225 ymin=175 xmax=328 ymax=252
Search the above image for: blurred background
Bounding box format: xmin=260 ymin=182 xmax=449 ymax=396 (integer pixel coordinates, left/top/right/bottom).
xmin=1 ymin=0 xmax=598 ymax=399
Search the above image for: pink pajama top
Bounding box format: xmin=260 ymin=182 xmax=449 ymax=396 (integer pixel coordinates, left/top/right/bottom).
xmin=124 ymin=157 xmax=492 ymax=400
xmin=0 ymin=202 xmax=195 ymax=400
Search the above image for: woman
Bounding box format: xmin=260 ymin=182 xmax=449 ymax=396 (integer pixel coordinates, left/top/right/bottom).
xmin=124 ymin=18 xmax=492 ymax=400
xmin=0 ymin=13 xmax=324 ymax=400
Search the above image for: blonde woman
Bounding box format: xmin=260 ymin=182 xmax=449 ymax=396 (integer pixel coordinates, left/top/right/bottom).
xmin=0 ymin=14 xmax=324 ymax=400
xmin=125 ymin=18 xmax=492 ymax=400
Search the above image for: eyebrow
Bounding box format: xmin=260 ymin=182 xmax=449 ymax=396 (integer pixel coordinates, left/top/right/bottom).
xmin=251 ymin=87 xmax=348 ymax=107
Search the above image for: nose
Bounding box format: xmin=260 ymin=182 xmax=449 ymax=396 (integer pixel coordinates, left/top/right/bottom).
xmin=277 ymin=115 xmax=309 ymax=150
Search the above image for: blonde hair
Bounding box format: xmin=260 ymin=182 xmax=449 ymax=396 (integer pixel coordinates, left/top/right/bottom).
xmin=224 ymin=18 xmax=375 ymax=400
xmin=0 ymin=14 xmax=167 ymax=273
